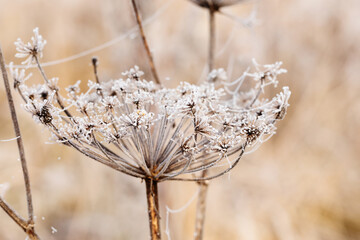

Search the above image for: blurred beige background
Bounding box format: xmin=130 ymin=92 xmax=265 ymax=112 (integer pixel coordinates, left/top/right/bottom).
xmin=0 ymin=0 xmax=360 ymax=239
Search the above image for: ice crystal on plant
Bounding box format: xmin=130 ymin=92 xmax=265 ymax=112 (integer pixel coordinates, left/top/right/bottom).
xmin=14 ymin=27 xmax=46 ymax=67
xmin=12 ymin=28 xmax=291 ymax=182
xmin=9 ymin=62 xmax=32 ymax=88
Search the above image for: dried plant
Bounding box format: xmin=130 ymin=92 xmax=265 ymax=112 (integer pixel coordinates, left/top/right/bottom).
xmin=0 ymin=0 xmax=291 ymax=239
xmin=8 ymin=24 xmax=290 ymax=238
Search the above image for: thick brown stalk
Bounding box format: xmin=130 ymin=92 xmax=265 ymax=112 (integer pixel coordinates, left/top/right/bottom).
xmin=131 ymin=0 xmax=161 ymax=85
xmin=145 ymin=179 xmax=161 ymax=240
xmin=0 ymin=46 xmax=40 ymax=240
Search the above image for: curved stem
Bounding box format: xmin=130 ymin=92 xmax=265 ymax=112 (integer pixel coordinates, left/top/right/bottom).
xmin=131 ymin=0 xmax=161 ymax=85
xmin=145 ymin=179 xmax=161 ymax=240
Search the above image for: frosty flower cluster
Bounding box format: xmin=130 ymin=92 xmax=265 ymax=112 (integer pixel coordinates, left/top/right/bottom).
xmin=14 ymin=27 xmax=46 ymax=67
xmin=11 ymin=29 xmax=290 ymax=181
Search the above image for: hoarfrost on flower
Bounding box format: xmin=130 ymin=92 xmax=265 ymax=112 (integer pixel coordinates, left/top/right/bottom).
xmin=14 ymin=27 xmax=46 ymax=67
xmin=15 ymin=28 xmax=291 ymax=182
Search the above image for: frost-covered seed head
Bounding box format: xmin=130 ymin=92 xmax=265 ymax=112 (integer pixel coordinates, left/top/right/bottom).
xmin=15 ymin=28 xmax=291 ymax=182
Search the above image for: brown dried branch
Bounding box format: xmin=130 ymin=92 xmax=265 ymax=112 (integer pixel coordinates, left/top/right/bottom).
xmin=131 ymin=0 xmax=161 ymax=85
xmin=0 ymin=46 xmax=40 ymax=239
xmin=0 ymin=198 xmax=28 ymax=230
xmin=92 ymin=57 xmax=101 ymax=84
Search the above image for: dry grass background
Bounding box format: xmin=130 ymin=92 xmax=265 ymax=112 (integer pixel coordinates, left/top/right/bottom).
xmin=0 ymin=0 xmax=360 ymax=239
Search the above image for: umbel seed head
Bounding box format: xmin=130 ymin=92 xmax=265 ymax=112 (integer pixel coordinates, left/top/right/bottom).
xmin=12 ymin=28 xmax=291 ymax=182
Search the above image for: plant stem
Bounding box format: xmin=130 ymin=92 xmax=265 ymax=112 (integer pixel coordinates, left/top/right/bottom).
xmin=0 ymin=198 xmax=27 ymax=229
xmin=91 ymin=57 xmax=101 ymax=84
xmin=27 ymin=231 xmax=41 ymax=240
xmin=0 ymin=199 xmax=40 ymax=240
xmin=208 ymin=7 xmax=216 ymax=74
xmin=0 ymin=46 xmax=40 ymax=240
xmin=131 ymin=0 xmax=161 ymax=85
xmin=193 ymin=178 xmax=209 ymax=240
xmin=0 ymin=46 xmax=34 ymax=223
xmin=145 ymin=178 xmax=161 ymax=240
xmin=193 ymin=6 xmax=216 ymax=236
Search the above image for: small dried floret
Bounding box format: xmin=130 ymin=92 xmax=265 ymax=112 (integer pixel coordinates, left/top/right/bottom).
xmin=23 ymin=93 xmax=56 ymax=125
xmin=66 ymin=80 xmax=81 ymax=98
xmin=14 ymin=27 xmax=46 ymax=67
xmin=207 ymin=68 xmax=227 ymax=83
xmin=120 ymin=109 xmax=155 ymax=129
xmin=245 ymin=59 xmax=287 ymax=89
xmin=272 ymin=86 xmax=291 ymax=120
xmin=122 ymin=65 xmax=144 ymax=80
xmin=9 ymin=62 xmax=32 ymax=88
xmin=242 ymin=126 xmax=261 ymax=144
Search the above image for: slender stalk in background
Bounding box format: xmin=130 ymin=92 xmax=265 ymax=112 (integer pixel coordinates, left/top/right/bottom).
xmin=193 ymin=180 xmax=209 ymax=240
xmin=131 ymin=0 xmax=161 ymax=85
xmin=208 ymin=6 xmax=216 ymax=73
xmin=0 ymin=46 xmax=40 ymax=240
xmin=92 ymin=57 xmax=101 ymax=84
xmin=145 ymin=179 xmax=161 ymax=240
xmin=193 ymin=3 xmax=217 ymax=239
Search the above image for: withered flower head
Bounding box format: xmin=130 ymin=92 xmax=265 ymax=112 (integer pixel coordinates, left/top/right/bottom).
xmin=12 ymin=29 xmax=290 ymax=182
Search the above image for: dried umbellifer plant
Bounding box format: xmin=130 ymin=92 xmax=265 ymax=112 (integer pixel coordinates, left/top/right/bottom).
xmin=4 ymin=1 xmax=290 ymax=239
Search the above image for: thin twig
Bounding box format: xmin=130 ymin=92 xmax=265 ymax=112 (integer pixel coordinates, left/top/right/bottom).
xmin=0 ymin=198 xmax=28 ymax=230
xmin=0 ymin=46 xmax=40 ymax=240
xmin=91 ymin=57 xmax=101 ymax=84
xmin=131 ymin=0 xmax=161 ymax=85
xmin=0 ymin=46 xmax=34 ymax=223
